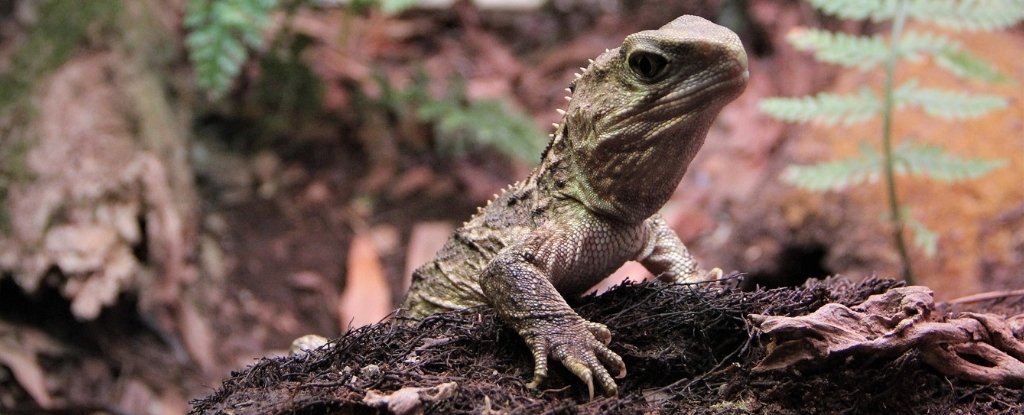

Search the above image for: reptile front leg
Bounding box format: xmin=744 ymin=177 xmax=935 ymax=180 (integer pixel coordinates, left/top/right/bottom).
xmin=480 ymin=248 xmax=626 ymax=399
xmin=637 ymin=214 xmax=722 ymax=283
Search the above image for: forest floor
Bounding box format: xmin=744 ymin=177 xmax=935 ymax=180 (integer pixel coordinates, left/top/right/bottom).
xmin=192 ymin=278 xmax=1024 ymax=414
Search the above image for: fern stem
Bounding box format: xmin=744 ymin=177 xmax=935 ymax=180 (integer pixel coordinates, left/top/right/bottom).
xmin=882 ymin=0 xmax=915 ymax=284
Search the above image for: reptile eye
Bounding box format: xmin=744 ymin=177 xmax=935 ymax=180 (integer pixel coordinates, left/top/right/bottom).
xmin=627 ymin=51 xmax=668 ymax=81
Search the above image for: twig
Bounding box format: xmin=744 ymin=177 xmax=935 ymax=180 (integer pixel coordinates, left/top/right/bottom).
xmin=944 ymin=289 xmax=1024 ymax=305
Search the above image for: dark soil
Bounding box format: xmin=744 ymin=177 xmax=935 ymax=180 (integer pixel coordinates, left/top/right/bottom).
xmin=190 ymin=278 xmax=1023 ymax=414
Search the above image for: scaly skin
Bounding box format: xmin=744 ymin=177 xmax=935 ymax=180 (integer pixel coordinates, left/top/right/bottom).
xmin=402 ymin=15 xmax=748 ymax=398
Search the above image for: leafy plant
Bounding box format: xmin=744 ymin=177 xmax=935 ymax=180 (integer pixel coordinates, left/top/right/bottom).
xmin=377 ymin=72 xmax=546 ymax=165
xmin=183 ymin=0 xmax=425 ymax=100
xmin=185 ymin=0 xmax=279 ymax=99
xmin=417 ymin=84 xmax=545 ymax=164
xmin=347 ymin=0 xmax=420 ymax=14
xmin=760 ymin=0 xmax=1021 ymax=283
xmin=184 ymin=0 xmax=540 ymax=162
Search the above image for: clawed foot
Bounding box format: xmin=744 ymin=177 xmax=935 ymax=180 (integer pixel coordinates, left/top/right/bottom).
xmin=703 ymin=267 xmax=724 ymax=281
xmin=661 ymin=266 xmax=723 ymax=284
xmin=522 ymin=316 xmax=626 ymax=399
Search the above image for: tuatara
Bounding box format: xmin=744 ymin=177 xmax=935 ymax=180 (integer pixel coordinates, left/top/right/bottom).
xmin=402 ymin=15 xmax=748 ymax=398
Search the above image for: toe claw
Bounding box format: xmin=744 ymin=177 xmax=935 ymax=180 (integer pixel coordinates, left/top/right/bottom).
xmin=593 ymin=342 xmax=626 ymax=379
xmin=585 ymin=375 xmax=594 ymax=401
xmin=707 ymin=267 xmax=724 ymax=281
xmin=584 ymin=321 xmax=612 ymax=344
xmin=518 ymin=316 xmax=626 ymax=398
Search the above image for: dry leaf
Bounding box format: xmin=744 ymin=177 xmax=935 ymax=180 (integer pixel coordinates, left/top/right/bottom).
xmin=0 ymin=343 xmax=52 ymax=408
xmin=179 ymin=299 xmax=217 ymax=378
xmin=339 ymin=234 xmax=392 ymax=330
xmin=403 ymin=222 xmax=455 ymax=293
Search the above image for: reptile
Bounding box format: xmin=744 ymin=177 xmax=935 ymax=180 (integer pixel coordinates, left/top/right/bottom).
xmin=401 ymin=15 xmax=748 ymax=398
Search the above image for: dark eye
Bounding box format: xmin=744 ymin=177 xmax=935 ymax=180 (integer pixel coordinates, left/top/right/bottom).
xmin=627 ymin=51 xmax=668 ymax=81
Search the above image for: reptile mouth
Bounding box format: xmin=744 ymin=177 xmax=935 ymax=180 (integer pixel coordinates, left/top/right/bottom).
xmin=658 ymin=67 xmax=748 ymax=115
xmin=604 ymin=59 xmax=748 ymax=134
xmin=688 ymin=60 xmax=748 ymax=97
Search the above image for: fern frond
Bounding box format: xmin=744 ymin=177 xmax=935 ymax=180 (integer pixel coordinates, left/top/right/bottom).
xmin=185 ymin=0 xmax=278 ymax=99
xmin=907 ymin=0 xmax=1024 ymax=31
xmin=787 ymin=29 xmax=888 ymax=69
xmin=419 ymin=98 xmax=545 ymax=164
xmin=760 ymin=88 xmax=880 ymax=126
xmin=896 ymin=31 xmax=957 ymax=60
xmin=898 ymin=31 xmax=1011 ymax=82
xmin=905 ymin=212 xmax=939 ymax=257
xmin=934 ymin=49 xmax=1012 ymax=83
xmin=892 ymin=141 xmax=1008 ymax=181
xmin=808 ymin=0 xmax=1024 ymax=31
xmin=896 ymin=83 xmax=1007 ymax=119
xmin=782 ymin=143 xmax=883 ymax=191
xmin=806 ymin=0 xmax=896 ymax=22
xmin=379 ymin=0 xmax=419 ymax=14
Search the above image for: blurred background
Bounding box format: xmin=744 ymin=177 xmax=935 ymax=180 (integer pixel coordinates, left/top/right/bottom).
xmin=0 ymin=0 xmax=1020 ymax=412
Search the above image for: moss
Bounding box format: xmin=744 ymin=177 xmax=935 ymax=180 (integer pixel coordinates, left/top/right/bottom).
xmin=0 ymin=0 xmax=121 ymax=110
xmin=0 ymin=124 xmax=33 ymax=235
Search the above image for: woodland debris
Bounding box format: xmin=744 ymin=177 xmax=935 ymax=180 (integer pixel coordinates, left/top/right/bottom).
xmin=191 ymin=278 xmax=1024 ymax=414
xmin=339 ymin=233 xmax=393 ymax=330
xmin=750 ymin=286 xmax=1024 ymax=386
xmin=363 ymin=382 xmax=459 ymax=415
xmin=0 ymin=52 xmax=190 ymax=320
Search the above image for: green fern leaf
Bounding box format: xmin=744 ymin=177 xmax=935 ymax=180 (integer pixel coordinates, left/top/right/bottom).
xmin=380 ymin=0 xmax=420 ymax=14
xmin=896 ymin=83 xmax=1007 ymax=119
xmin=760 ymin=88 xmax=880 ymax=126
xmin=782 ymin=143 xmax=883 ymax=191
xmin=785 ymin=29 xmax=1010 ymax=84
xmin=806 ymin=0 xmax=896 ymax=22
xmin=934 ymin=49 xmax=1012 ymax=83
xmin=185 ymin=0 xmax=279 ymax=99
xmin=898 ymin=31 xmax=1011 ymax=82
xmin=808 ymin=0 xmax=1024 ymax=30
xmin=907 ymin=0 xmax=1024 ymax=31
xmin=902 ymin=211 xmax=938 ymax=257
xmin=892 ymin=141 xmax=1008 ymax=182
xmin=787 ymin=29 xmax=888 ymax=69
xmin=786 ymin=29 xmax=993 ymax=75
xmin=418 ymin=95 xmax=545 ymax=164
xmin=896 ymin=30 xmax=957 ymax=60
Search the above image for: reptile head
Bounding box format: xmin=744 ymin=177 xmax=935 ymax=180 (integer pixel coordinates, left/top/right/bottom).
xmin=560 ymin=15 xmax=748 ymax=222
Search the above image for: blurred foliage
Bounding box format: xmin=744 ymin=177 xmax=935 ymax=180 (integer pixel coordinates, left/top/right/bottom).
xmin=185 ymin=0 xmax=279 ymax=100
xmin=0 ymin=114 xmax=34 ymax=235
xmin=0 ymin=0 xmax=120 ymax=232
xmin=377 ymin=72 xmax=546 ymax=164
xmin=248 ymin=35 xmax=325 ymax=141
xmin=0 ymin=0 xmax=120 ymax=110
xmin=347 ymin=0 xmax=419 ymax=14
xmin=760 ymin=0 xmax=1019 ymax=282
xmin=185 ymin=0 xmax=541 ymax=164
xmin=184 ymin=0 xmax=422 ymax=100
xmin=807 ymin=0 xmax=1024 ymax=31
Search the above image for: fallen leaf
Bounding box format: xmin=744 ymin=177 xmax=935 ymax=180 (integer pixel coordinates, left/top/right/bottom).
xmin=363 ymin=382 xmax=458 ymax=415
xmin=403 ymin=222 xmax=455 ymax=293
xmin=339 ymin=234 xmax=393 ymax=330
xmin=178 ymin=299 xmax=217 ymax=378
xmin=0 ymin=343 xmax=52 ymax=408
xmin=588 ymin=261 xmax=652 ymax=295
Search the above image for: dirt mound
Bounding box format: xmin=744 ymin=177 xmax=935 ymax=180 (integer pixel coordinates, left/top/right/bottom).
xmin=190 ymin=278 xmax=1022 ymax=414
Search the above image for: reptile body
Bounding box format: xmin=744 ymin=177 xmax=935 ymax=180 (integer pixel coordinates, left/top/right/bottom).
xmin=402 ymin=15 xmax=748 ymax=398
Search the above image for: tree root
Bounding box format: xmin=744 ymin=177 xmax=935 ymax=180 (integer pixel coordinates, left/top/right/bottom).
xmin=750 ymin=286 xmax=1024 ymax=387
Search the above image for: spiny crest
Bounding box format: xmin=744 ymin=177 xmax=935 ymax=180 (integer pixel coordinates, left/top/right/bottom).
xmin=541 ymin=51 xmax=600 ymax=160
